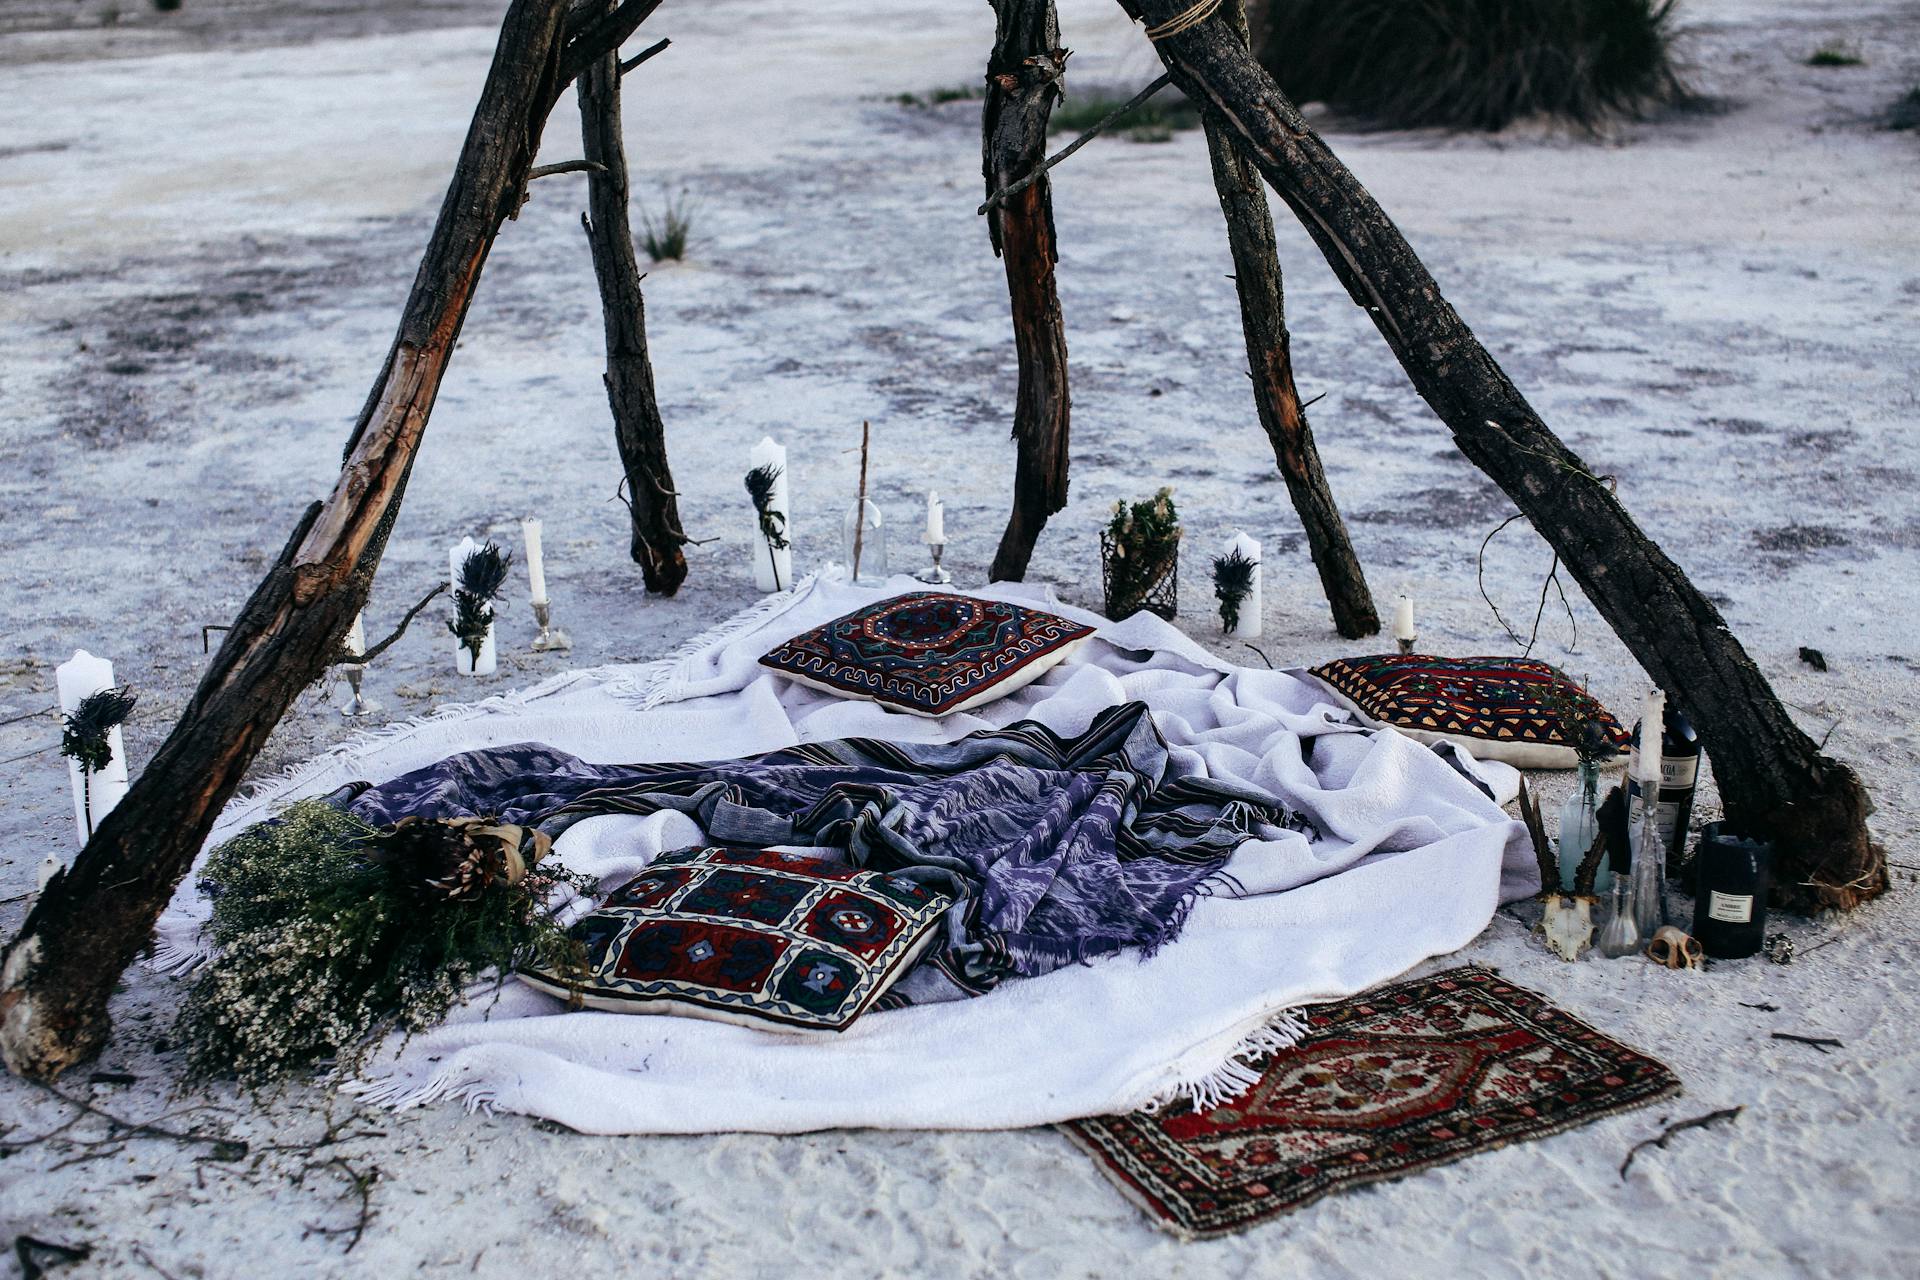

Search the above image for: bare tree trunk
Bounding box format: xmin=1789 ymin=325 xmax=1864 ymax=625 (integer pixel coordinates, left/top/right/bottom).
xmin=985 ymin=0 xmax=1072 ymax=584
xmin=0 ymin=0 xmax=665 ymax=1081
xmin=1201 ymin=0 xmax=1378 ymax=639
xmin=1118 ymin=0 xmax=1883 ymax=911
xmin=579 ymin=22 xmax=687 ymax=595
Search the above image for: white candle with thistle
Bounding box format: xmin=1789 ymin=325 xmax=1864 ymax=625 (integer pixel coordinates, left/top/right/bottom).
xmin=448 ymin=536 xmax=504 ymax=676
xmin=747 ymin=436 xmax=793 ymax=593
xmin=1393 ymin=594 xmax=1417 ymax=653
xmin=924 ymin=492 xmax=945 ymax=544
xmin=56 ymin=650 xmax=133 ymax=846
xmin=1213 ymin=532 xmax=1262 ymax=638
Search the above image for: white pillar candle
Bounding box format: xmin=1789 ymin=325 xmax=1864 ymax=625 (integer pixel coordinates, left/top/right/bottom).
xmin=449 ymin=536 xmax=496 ymax=676
xmin=56 ymin=649 xmax=130 ymax=846
xmin=344 ymin=612 xmax=367 ymax=659
xmin=924 ymin=492 xmax=946 ymax=544
xmin=1225 ymin=531 xmax=1262 ymax=639
xmin=522 ymin=519 xmax=548 ymax=603
xmin=1636 ymin=689 xmax=1666 ymax=783
xmin=1392 ymin=594 xmax=1417 ymax=643
xmin=749 ymin=435 xmax=794 ymax=593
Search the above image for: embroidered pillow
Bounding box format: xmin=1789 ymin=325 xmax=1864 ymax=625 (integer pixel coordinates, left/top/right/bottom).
xmin=518 ymin=847 xmax=952 ymax=1033
xmin=757 ymin=591 xmax=1094 ymax=717
xmin=1307 ymin=654 xmax=1627 ymax=768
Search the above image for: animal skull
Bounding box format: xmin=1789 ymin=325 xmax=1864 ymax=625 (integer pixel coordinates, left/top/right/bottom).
xmin=1647 ymin=925 xmax=1704 ymax=970
xmin=1539 ymin=894 xmax=1593 ymax=962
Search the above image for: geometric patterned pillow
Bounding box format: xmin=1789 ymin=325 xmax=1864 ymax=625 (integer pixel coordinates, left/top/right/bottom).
xmin=757 ymin=591 xmax=1094 ymax=717
xmin=517 ymin=847 xmax=953 ymax=1033
xmin=1306 ymin=654 xmax=1627 ymax=768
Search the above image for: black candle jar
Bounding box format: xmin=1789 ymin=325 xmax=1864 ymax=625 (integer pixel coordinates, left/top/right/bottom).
xmin=1690 ymin=823 xmax=1772 ymax=959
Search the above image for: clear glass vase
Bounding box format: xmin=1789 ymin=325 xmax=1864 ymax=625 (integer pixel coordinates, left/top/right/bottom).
xmin=1628 ymin=781 xmax=1669 ymax=940
xmin=1595 ymin=877 xmax=1641 ymax=959
xmin=1555 ymin=760 xmax=1606 ymax=894
xmin=841 ymin=498 xmax=887 ymax=584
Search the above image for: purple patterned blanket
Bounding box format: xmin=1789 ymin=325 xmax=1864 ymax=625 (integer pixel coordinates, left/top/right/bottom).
xmin=332 ymin=702 xmax=1312 ymax=1004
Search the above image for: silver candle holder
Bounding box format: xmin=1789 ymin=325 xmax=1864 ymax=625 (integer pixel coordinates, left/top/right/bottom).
xmin=530 ymin=598 xmax=572 ymax=652
xmin=917 ymin=542 xmax=952 ymax=585
xmin=339 ymin=662 xmax=380 ymax=718
xmin=1397 ymin=635 xmax=1417 ymax=655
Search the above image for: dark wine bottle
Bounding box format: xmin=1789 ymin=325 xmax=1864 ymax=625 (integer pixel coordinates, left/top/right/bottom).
xmin=1627 ymin=701 xmax=1701 ymax=882
xmin=1691 ymin=823 xmax=1771 ymax=959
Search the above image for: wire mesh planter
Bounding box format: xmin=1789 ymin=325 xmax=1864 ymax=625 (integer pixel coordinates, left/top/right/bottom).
xmin=1101 ymin=530 xmax=1179 ymax=622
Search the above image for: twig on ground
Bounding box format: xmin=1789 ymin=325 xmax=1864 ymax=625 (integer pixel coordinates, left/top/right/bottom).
xmin=130 ymin=1243 xmax=180 ymax=1280
xmin=1737 ymin=1001 xmax=1779 ymax=1012
xmin=1242 ymin=642 xmax=1275 ymax=669
xmin=303 ymin=1158 xmax=379 ymax=1255
xmin=1620 ymin=1106 xmax=1743 ymax=1179
xmin=1771 ymin=1032 xmax=1843 ymax=1053
xmin=978 ymin=74 xmax=1172 ymax=215
xmin=0 ymin=705 xmax=53 ymax=727
xmin=14 ymin=1235 xmax=90 ymax=1280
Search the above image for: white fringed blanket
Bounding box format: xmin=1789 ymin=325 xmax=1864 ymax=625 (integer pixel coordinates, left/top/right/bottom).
xmin=157 ymin=575 xmax=1534 ymax=1134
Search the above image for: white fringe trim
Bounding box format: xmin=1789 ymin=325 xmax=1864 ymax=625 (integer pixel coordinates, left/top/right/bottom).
xmin=343 ymin=1065 xmax=497 ymax=1116
xmin=1141 ymin=1006 xmax=1313 ymax=1113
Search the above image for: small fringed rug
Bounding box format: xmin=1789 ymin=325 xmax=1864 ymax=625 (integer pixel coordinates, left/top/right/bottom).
xmin=1061 ymin=966 xmax=1680 ymax=1239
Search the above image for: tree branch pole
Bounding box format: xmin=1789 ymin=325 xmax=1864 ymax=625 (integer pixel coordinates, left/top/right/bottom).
xmin=1117 ymin=0 xmax=1883 ymax=909
xmin=1199 ymin=0 xmax=1377 ymax=639
xmin=577 ymin=11 xmax=688 ymax=594
xmin=985 ymin=0 xmax=1074 ymax=584
xmin=0 ymin=0 xmax=664 ymax=1081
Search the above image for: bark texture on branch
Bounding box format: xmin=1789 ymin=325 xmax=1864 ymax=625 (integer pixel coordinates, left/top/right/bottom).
xmin=579 ymin=14 xmax=687 ymax=595
xmin=1119 ymin=0 xmax=1883 ymax=910
xmin=0 ymin=0 xmax=662 ymax=1081
xmin=1200 ymin=0 xmax=1378 ymax=639
xmin=985 ymin=0 xmax=1072 ymax=584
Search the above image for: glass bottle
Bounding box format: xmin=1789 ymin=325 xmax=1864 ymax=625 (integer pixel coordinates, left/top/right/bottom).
xmin=1628 ymin=702 xmax=1702 ymax=884
xmin=841 ymin=498 xmax=888 ymax=584
xmin=1628 ymin=770 xmax=1669 ymax=940
xmin=1555 ymin=758 xmax=1606 ymax=894
xmin=1692 ymin=823 xmax=1772 ymax=959
xmin=1595 ymin=877 xmax=1641 ymax=958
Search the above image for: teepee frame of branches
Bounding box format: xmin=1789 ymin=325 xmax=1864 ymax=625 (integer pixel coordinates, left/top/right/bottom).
xmin=0 ymin=0 xmax=1882 ymax=1081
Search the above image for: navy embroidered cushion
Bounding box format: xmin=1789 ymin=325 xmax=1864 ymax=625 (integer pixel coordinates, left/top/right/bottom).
xmin=758 ymin=591 xmax=1094 ymax=717
xmin=1307 ymin=654 xmax=1627 ymax=768
xmin=518 ymin=847 xmax=953 ymax=1032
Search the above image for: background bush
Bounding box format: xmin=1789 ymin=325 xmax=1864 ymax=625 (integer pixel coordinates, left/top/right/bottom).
xmin=1255 ymin=0 xmax=1690 ymax=132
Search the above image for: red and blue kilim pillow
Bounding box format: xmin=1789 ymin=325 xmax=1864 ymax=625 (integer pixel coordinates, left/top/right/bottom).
xmin=518 ymin=847 xmax=953 ymax=1032
xmin=757 ymin=591 xmax=1095 ymax=717
xmin=1307 ymin=654 xmax=1628 ymax=768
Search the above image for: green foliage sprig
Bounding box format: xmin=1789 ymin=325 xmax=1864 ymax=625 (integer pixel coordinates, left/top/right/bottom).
xmin=1212 ymin=546 xmax=1259 ymax=633
xmin=177 ymin=800 xmax=589 ymax=1088
xmin=447 ymin=541 xmax=511 ymax=663
xmin=1105 ymin=487 xmax=1181 ymax=616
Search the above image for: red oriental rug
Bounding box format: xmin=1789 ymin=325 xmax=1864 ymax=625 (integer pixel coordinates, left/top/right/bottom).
xmin=1061 ymin=966 xmax=1680 ymax=1239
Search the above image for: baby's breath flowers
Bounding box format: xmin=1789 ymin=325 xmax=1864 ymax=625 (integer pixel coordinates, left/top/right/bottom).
xmin=176 ymin=800 xmax=588 ymax=1087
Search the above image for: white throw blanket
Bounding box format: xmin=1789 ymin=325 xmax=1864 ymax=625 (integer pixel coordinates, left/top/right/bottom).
xmin=157 ymin=575 xmax=1534 ymax=1134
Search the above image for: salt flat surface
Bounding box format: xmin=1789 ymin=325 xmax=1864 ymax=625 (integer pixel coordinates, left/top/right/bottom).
xmin=1 ymin=0 xmax=1916 ymax=1275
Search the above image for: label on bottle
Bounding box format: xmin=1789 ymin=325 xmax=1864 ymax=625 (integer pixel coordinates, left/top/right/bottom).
xmin=1707 ymin=891 xmax=1754 ymax=924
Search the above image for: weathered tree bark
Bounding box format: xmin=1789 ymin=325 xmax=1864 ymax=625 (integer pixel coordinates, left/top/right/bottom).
xmin=984 ymin=0 xmax=1072 ymax=584
xmin=579 ymin=21 xmax=687 ymax=595
xmin=1200 ymin=0 xmax=1378 ymax=639
xmin=0 ymin=0 xmax=664 ymax=1080
xmin=1119 ymin=0 xmax=1884 ymax=910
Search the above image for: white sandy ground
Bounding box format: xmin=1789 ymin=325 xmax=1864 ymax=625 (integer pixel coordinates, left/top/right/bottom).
xmin=1 ymin=0 xmax=1917 ymax=1274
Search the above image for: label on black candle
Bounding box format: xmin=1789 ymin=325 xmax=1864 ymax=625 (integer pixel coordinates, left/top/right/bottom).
xmin=1707 ymin=891 xmax=1754 ymax=924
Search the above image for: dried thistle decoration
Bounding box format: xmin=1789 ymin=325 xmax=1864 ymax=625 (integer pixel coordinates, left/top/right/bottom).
xmin=177 ymin=800 xmax=589 ymax=1088
xmin=61 ymin=685 xmax=136 ymax=838
xmin=1212 ymin=546 xmax=1258 ymax=633
xmin=744 ymin=463 xmax=790 ymax=552
xmin=447 ymin=540 xmax=511 ymax=662
xmin=60 ymin=685 xmax=136 ymax=775
xmin=1539 ymin=676 xmax=1621 ymax=770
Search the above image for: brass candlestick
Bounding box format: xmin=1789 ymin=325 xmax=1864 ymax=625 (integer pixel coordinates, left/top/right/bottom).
xmin=917 ymin=542 xmax=952 ymax=585
xmin=530 ymin=599 xmax=572 ymax=652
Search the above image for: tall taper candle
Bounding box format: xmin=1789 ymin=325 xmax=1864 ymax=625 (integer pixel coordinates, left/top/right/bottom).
xmin=56 ymin=649 xmax=129 ymax=846
xmin=522 ymin=518 xmax=548 ymax=603
xmin=750 ymin=435 xmax=793 ymax=593
xmin=344 ymin=612 xmax=367 ymax=658
xmin=1226 ymin=531 xmax=1263 ymax=638
xmin=924 ymin=491 xmax=945 ymax=544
